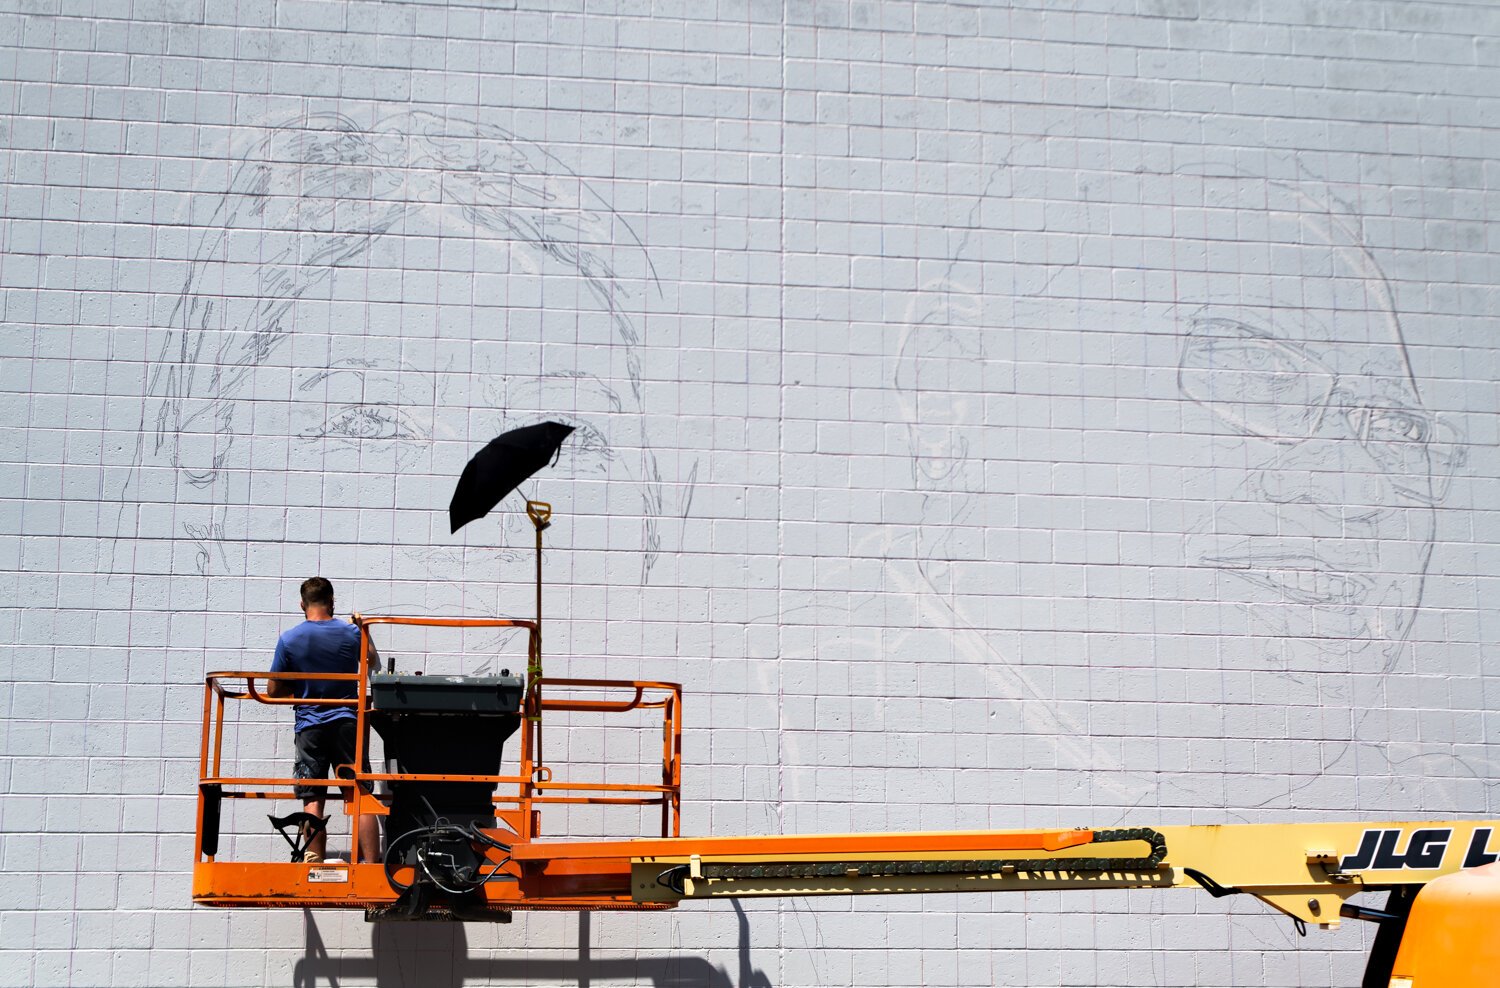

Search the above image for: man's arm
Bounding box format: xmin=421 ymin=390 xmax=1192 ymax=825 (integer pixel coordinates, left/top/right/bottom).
xmin=267 ymin=635 xmax=293 ymax=698
xmin=352 ymin=612 xmax=381 ymax=676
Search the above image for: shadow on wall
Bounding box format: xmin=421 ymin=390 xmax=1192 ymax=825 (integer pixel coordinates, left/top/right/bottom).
xmin=293 ymin=903 xmax=775 ymax=987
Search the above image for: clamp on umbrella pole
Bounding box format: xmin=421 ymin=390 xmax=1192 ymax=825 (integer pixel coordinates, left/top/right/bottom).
xmin=525 ymin=500 xmax=552 ymax=781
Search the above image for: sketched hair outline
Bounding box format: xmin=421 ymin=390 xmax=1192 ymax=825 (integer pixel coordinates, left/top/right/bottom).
xmin=128 ymin=111 xmax=687 ymax=581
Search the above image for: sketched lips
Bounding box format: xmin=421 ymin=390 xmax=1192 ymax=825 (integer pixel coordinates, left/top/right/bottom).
xmin=1201 ymin=549 xmax=1373 ymax=606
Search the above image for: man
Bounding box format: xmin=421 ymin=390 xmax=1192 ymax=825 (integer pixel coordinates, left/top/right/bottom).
xmin=267 ymin=577 xmax=381 ymax=864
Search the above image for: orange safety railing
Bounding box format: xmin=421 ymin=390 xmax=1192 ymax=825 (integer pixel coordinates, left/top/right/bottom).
xmin=195 ymin=615 xmax=683 ymax=869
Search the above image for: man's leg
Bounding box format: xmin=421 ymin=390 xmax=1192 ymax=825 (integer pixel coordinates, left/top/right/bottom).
xmin=333 ymin=718 xmax=382 ymax=864
xmin=357 ymin=808 xmax=381 ymax=864
xmin=302 ymin=797 xmax=328 ymax=862
xmin=293 ymin=727 xmax=332 ymax=863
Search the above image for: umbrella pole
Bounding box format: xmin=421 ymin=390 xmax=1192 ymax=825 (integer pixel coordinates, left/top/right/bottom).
xmin=525 ymin=500 xmax=552 ymax=783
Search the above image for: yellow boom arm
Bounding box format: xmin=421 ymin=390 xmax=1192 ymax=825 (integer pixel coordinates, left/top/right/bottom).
xmin=598 ymin=819 xmax=1500 ymax=929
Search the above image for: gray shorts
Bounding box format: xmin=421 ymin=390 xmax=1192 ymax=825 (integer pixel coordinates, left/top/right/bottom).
xmin=293 ymin=719 xmax=370 ymax=802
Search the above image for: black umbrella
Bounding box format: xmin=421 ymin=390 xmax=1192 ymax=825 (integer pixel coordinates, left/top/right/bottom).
xmin=449 ymin=421 xmax=575 ymax=534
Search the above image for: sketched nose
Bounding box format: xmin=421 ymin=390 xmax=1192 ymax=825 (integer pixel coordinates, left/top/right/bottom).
xmin=1253 ymin=439 xmax=1396 ymax=517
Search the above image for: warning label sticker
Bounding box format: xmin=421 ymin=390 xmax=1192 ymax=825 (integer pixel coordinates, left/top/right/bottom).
xmin=307 ymin=868 xmax=349 ymax=883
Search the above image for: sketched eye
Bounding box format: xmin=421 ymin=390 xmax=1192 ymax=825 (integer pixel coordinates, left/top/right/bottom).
xmin=557 ymin=419 xmax=614 ymax=466
xmin=1193 ymin=340 xmax=1304 ymax=394
xmin=303 ymin=405 xmax=429 ymax=443
xmin=1179 ymin=319 xmax=1336 ymax=443
xmin=1345 ymin=406 xmax=1468 ymax=504
xmin=504 ymin=416 xmax=615 ymax=473
xmin=1355 ymin=408 xmax=1431 ymax=445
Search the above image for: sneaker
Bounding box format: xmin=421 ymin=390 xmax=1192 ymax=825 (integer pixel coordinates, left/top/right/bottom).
xmin=323 ymin=858 xmax=348 ymax=865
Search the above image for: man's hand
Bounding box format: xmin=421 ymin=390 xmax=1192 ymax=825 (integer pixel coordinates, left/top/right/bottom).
xmin=349 ymin=612 xmax=381 ymax=673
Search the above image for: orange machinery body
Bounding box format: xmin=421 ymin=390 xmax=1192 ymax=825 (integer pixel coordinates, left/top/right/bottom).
xmin=192 ymin=830 xmax=1113 ymax=915
xmin=194 ymin=612 xmax=1500 ymax=964
xmin=1386 ymin=861 xmax=1500 ymax=987
xmin=195 ymin=615 xmax=690 ymax=916
xmin=194 ymin=614 xmax=1132 ymax=917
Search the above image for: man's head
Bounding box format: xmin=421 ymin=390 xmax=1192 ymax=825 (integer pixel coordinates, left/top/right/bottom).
xmin=300 ymin=577 xmax=335 ymax=617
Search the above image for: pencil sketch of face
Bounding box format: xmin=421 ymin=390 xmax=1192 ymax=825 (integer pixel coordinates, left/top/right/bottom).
xmin=1174 ymin=173 xmax=1465 ymax=669
xmin=880 ymin=183 xmax=1161 ymax=806
xmin=893 ymin=288 xmax=989 ymax=598
xmin=124 ymin=111 xmax=688 ymax=588
xmin=883 ymin=159 xmax=1478 ymax=813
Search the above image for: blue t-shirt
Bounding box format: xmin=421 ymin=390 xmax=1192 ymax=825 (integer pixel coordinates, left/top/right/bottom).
xmin=270 ymin=619 xmax=362 ymax=733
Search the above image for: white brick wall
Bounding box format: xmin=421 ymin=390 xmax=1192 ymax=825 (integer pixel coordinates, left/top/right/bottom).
xmin=2 ymin=0 xmax=1496 ymax=985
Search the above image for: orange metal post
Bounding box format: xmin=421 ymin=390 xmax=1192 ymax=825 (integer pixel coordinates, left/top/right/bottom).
xmin=211 ymin=689 xmax=225 ymax=780
xmin=195 ymin=679 xmax=214 ymax=863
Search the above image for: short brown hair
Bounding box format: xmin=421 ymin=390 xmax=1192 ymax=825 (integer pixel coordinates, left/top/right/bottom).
xmin=300 ymin=577 xmax=334 ymax=611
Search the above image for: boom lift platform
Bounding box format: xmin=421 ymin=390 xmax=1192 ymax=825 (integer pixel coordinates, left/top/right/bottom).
xmin=193 ymin=506 xmax=1500 ymax=985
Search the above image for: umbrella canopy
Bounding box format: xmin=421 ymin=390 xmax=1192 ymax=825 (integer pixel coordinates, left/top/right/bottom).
xmin=449 ymin=421 xmax=576 ymax=534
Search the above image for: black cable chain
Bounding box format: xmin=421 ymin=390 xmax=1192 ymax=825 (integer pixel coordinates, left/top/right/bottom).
xmin=698 ymin=828 xmax=1168 ymax=882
